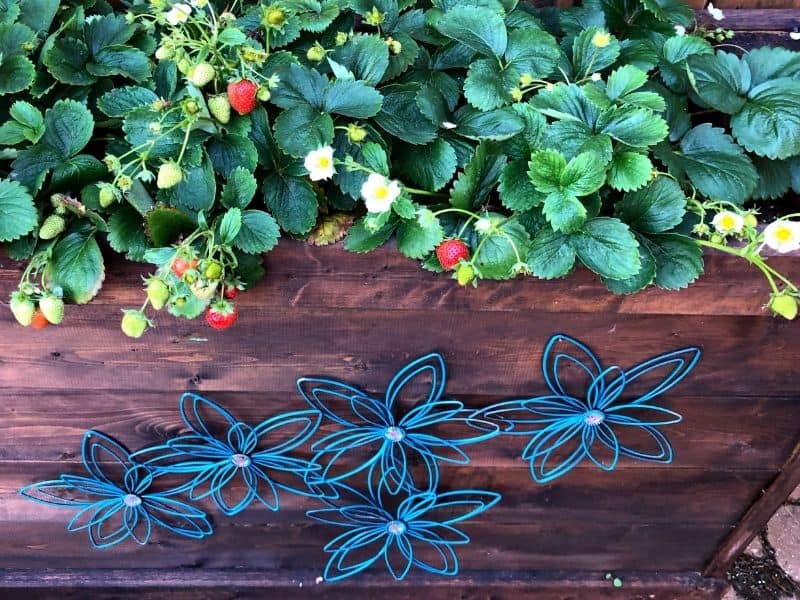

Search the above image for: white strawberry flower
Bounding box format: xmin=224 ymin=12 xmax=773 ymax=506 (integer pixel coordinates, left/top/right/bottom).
xmin=590 ymin=72 xmax=602 ymax=82
xmin=707 ymin=2 xmax=724 ymax=20
xmin=304 ymin=146 xmax=336 ymax=181
xmin=166 ymin=3 xmax=192 ymax=25
xmin=711 ymin=211 xmax=744 ymax=235
xmin=361 ymin=173 xmax=401 ymax=213
xmin=674 ymin=25 xmax=686 ymax=36
xmin=763 ymin=220 xmax=800 ymax=253
xmin=441 ymin=121 xmax=457 ymax=130
xmin=190 ymin=0 xmax=207 ymax=6
xmin=474 ymin=218 xmax=493 ymax=234
xmin=791 ymin=30 xmax=800 ymax=41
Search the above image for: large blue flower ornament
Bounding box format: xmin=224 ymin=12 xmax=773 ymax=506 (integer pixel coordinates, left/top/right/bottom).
xmin=132 ymin=393 xmax=328 ymax=516
xmin=472 ymin=335 xmax=700 ymax=483
xmin=297 ymin=353 xmax=500 ymax=495
xmin=19 ymin=431 xmax=212 ymax=548
xmin=307 ymin=483 xmax=501 ymax=581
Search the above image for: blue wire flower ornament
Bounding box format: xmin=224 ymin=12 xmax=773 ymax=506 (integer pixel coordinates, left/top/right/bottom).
xmin=297 ymin=353 xmax=500 ymax=495
xmin=472 ymin=335 xmax=701 ymax=483
xmin=307 ymin=483 xmax=501 ymax=581
xmin=19 ymin=431 xmax=213 ymax=548
xmin=132 ymin=393 xmax=329 ymax=516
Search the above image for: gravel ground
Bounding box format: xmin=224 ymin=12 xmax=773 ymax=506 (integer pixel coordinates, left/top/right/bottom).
xmin=724 ymin=485 xmax=800 ymax=600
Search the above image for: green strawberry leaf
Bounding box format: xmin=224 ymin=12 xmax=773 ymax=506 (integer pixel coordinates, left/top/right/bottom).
xmin=159 ymin=155 xmax=216 ymax=214
xmin=0 ymin=178 xmax=37 ymax=242
xmin=220 ymin=166 xmax=258 ymax=209
xmin=330 ymin=33 xmax=389 ymax=85
xmin=601 ymin=244 xmax=656 ymax=294
xmin=615 ymin=176 xmax=686 ymax=234
xmin=207 ymin=133 xmax=259 ymax=176
xmin=463 ymin=57 xmax=517 ymax=110
xmin=97 ymin=86 xmax=158 ymax=118
xmin=641 ymin=232 xmax=703 ymax=290
xmin=571 ymin=217 xmax=640 ymax=280
xmin=474 ymin=218 xmax=531 ymax=280
xmin=572 ymin=27 xmax=620 ymax=78
xmin=0 ymin=54 xmax=34 ymax=94
xmin=527 ymin=228 xmax=576 ymax=279
xmin=373 ymin=84 xmax=437 ymax=145
xmin=344 ymin=218 xmax=396 ymax=253
xmin=607 ymin=151 xmax=652 ymax=192
xmin=639 ymin=0 xmax=693 ymax=27
xmin=606 ymin=65 xmax=648 ymax=100
xmin=394 ymin=138 xmax=457 ymax=192
xmin=107 ymin=205 xmax=149 ymax=262
xmin=597 ymin=106 xmax=668 ymax=148
xmin=233 ymin=210 xmax=280 ymax=254
xmin=688 ymin=51 xmax=749 ymax=114
xmin=435 ymin=5 xmax=507 ymax=58
xmin=543 ymin=190 xmax=587 ymax=233
xmin=322 ymin=79 xmax=383 ymax=118
xmin=45 ymin=228 xmax=105 ymax=304
xmin=499 ymin=158 xmax=545 ymax=211
xmin=450 ymin=141 xmax=506 ymax=209
xmin=453 ymin=106 xmax=524 ymax=141
xmin=396 ymin=208 xmax=444 ymax=259
xmin=679 ymin=123 xmax=757 ymax=204
xmin=731 ymin=78 xmax=800 ymax=160
xmin=146 ymin=207 xmax=196 ymax=246
xmin=263 ymin=173 xmax=318 ymax=235
xmin=504 ymin=28 xmax=559 ymax=79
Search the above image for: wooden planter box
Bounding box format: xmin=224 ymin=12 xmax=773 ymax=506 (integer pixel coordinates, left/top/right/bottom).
xmin=1 ymin=241 xmax=798 ymax=599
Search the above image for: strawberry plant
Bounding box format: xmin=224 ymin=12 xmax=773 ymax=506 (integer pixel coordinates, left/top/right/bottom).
xmin=1 ymin=0 xmax=799 ymax=337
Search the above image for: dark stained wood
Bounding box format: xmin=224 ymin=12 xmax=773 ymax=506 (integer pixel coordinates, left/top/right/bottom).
xmin=0 ymin=305 xmax=797 ymax=398
xmin=2 ymin=391 xmax=798 ymax=471
xmin=3 ymin=244 xmax=797 ymax=316
xmin=704 ymin=438 xmax=800 ymax=577
xmin=0 ymin=569 xmax=728 ymax=599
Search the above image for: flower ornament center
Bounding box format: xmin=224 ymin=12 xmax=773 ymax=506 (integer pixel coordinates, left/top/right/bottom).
xmin=386 ymin=520 xmax=406 ymax=535
xmin=123 ymin=493 xmax=142 ymax=508
xmin=384 ymin=426 xmax=405 ymax=442
xmin=231 ymin=453 xmax=251 ymax=468
xmin=583 ymin=410 xmax=605 ymax=426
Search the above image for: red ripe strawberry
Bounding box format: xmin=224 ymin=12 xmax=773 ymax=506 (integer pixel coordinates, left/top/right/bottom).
xmin=227 ymin=79 xmax=259 ymax=115
xmin=171 ymin=257 xmax=198 ymax=277
xmin=224 ymin=285 xmax=238 ymax=299
xmin=436 ymin=239 xmax=470 ymax=270
xmin=205 ymin=299 xmax=238 ymax=331
xmin=30 ymin=309 xmax=49 ymax=330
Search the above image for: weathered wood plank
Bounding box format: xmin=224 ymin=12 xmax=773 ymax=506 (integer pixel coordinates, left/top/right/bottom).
xmin=0 ymin=569 xmax=728 ymax=600
xmin=0 ymin=517 xmax=733 ymax=571
xmin=2 ymin=392 xmax=797 ymax=471
xmin=0 ymin=307 xmax=796 ymax=397
xmin=1 ymin=463 xmax=773 ymax=527
xmin=704 ymin=437 xmax=800 ymax=576
xmin=3 ymin=245 xmax=797 ymax=316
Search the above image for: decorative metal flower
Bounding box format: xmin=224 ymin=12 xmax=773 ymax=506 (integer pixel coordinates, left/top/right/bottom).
xmin=472 ymin=334 xmax=700 ymax=483
xmin=297 ymin=353 xmax=500 ymax=495
xmin=19 ymin=431 xmax=212 ymax=548
xmin=132 ymin=393 xmax=329 ymax=516
xmin=307 ymin=483 xmax=501 ymax=581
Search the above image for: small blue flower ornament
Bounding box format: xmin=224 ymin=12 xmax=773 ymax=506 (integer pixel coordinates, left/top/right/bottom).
xmin=473 ymin=334 xmax=700 ymax=483
xmin=132 ymin=393 xmax=329 ymax=515
xmin=19 ymin=431 xmax=212 ymax=548
xmin=297 ymin=353 xmax=500 ymax=494
xmin=307 ymin=483 xmax=501 ymax=581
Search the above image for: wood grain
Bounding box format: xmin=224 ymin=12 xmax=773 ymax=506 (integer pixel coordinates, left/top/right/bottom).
xmin=0 ymin=569 xmax=728 ymax=600
xmin=2 ymin=391 xmax=798 ymax=471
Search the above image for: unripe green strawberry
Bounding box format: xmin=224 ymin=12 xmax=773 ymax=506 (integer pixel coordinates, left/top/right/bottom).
xmin=39 ymin=214 xmax=66 ymax=239
xmin=203 ymin=260 xmax=223 ymax=280
xmin=190 ymin=279 xmax=218 ymax=301
xmin=207 ymin=94 xmax=231 ymax=124
xmin=9 ymin=291 xmax=35 ymax=326
xmin=456 ymin=263 xmax=475 ymax=287
xmin=39 ymin=294 xmax=64 ymax=325
xmin=157 ymin=161 xmax=183 ymax=189
xmin=257 ymin=86 xmax=271 ymax=102
xmin=146 ymin=278 xmax=170 ymax=310
xmin=306 ymin=43 xmax=326 ymax=62
xmin=98 ymin=185 xmax=118 ymax=208
xmin=770 ymin=294 xmax=798 ymax=320
xmin=188 ymin=62 xmax=216 ymax=87
xmin=155 ymin=44 xmax=174 ymax=60
xmin=177 ymin=58 xmax=192 ymax=74
xmin=121 ymin=310 xmax=150 ymax=338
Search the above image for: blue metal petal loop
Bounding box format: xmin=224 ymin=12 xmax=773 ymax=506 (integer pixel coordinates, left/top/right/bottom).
xmin=19 ymin=430 xmax=213 ymax=548
xmin=299 ymin=353 xmax=500 ymax=496
xmin=307 ymin=482 xmax=501 ymax=581
xmin=132 ymin=393 xmax=328 ymax=516
xmin=476 ymin=334 xmax=700 ymax=483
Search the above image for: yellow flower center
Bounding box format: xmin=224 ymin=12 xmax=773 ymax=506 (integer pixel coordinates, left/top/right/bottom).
xmin=775 ymin=226 xmax=792 ymax=242
xmin=592 ymin=32 xmax=611 ymax=48
xmin=374 ymin=186 xmax=389 ymax=200
xmin=317 ymin=157 xmax=331 ymax=169
xmin=720 ymin=215 xmax=736 ymax=230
